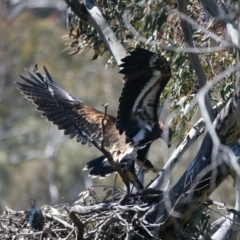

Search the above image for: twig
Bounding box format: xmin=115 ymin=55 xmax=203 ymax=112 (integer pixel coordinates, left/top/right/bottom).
xmin=64 ymin=226 xmax=77 ymax=240
xmin=177 ymin=0 xmax=214 ymax=121
xmin=200 ymin=0 xmax=240 ymax=47
xmin=115 ymin=212 xmax=130 ymax=239
xmin=99 ymin=103 xmax=130 ymax=204
xmin=65 ymin=0 xmax=127 ymax=65
xmin=87 ymin=188 xmax=100 ymax=204
xmin=44 ymin=213 xmax=74 ymax=230
xmin=93 ymin=214 xmax=114 ymax=240
xmin=69 ymin=210 xmax=84 ymax=240
xmin=139 ymin=222 xmax=154 ymax=238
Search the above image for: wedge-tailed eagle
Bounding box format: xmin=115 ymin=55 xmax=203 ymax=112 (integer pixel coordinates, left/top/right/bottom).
xmin=17 ymin=48 xmax=171 ymax=190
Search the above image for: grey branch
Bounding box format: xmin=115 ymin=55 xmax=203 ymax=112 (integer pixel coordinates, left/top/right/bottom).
xmin=200 ymin=0 xmax=239 ymax=47
xmin=65 ymin=0 xmax=127 ymax=65
xmin=152 ymin=71 xmax=240 ymax=236
xmin=150 ymin=83 xmax=233 ymax=190
xmin=177 ymin=0 xmax=214 ymax=121
xmin=149 ymin=117 xmax=205 ymax=189
xmin=211 ymin=169 xmax=240 ymax=240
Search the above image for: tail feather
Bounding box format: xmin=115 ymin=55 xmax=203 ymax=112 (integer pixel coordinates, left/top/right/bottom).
xmin=84 ymin=155 xmax=144 ymax=190
xmin=83 ymin=155 xmax=115 ymax=178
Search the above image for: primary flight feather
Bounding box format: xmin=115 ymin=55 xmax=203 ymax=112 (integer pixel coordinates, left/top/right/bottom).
xmin=17 ymin=48 xmax=171 ymax=189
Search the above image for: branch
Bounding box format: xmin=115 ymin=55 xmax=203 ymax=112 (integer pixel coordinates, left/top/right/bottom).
xmin=211 ymin=171 xmax=240 ymax=240
xmin=65 ymin=0 xmax=127 ymax=65
xmin=149 ymin=117 xmax=205 ymax=189
xmin=150 ymin=91 xmax=233 ymax=189
xmin=155 ymin=139 xmax=240 ymax=238
xmin=177 ymin=0 xmax=214 ymax=121
xmin=151 ymin=72 xmax=240 ymax=236
xmin=69 ymin=210 xmax=84 ymax=240
xmin=100 ymin=105 xmax=130 ymax=204
xmin=200 ymin=0 xmax=240 ymax=47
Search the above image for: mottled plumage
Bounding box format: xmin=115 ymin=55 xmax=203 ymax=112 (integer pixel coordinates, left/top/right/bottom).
xmin=17 ymin=48 xmax=171 ymax=188
xmin=17 ymin=65 xmax=136 ymax=161
xmin=86 ymin=48 xmax=172 ymax=179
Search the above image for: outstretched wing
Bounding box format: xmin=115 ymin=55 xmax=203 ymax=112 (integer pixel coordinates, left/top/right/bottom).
xmin=117 ymin=48 xmax=171 ymax=144
xmin=17 ymin=65 xmax=119 ymax=147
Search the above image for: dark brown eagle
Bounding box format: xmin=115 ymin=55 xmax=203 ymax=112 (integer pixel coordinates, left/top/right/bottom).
xmin=17 ymin=48 xmax=171 ymax=190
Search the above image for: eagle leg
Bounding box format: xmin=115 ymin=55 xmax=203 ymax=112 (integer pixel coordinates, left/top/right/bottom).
xmin=113 ymin=161 xmax=144 ymax=205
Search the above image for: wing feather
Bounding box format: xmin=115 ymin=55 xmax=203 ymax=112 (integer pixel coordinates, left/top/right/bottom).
xmin=117 ymin=48 xmax=171 ymax=144
xmin=17 ymin=65 xmax=119 ymax=147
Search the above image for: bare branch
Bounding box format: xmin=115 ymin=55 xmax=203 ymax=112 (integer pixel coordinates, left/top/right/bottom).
xmin=149 ymin=117 xmax=205 ymax=189
xmin=211 ymin=171 xmax=240 ymax=240
xmin=150 ymin=91 xmax=233 ymax=189
xmin=155 ymin=139 xmax=240 ymax=238
xmin=200 ymin=0 xmax=239 ymax=47
xmin=177 ymin=0 xmax=214 ymax=121
xmin=99 ymin=103 xmax=130 ymax=204
xmin=65 ymin=0 xmax=127 ymax=65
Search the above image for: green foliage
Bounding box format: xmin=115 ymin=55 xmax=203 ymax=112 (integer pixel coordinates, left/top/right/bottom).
xmin=183 ymin=206 xmax=211 ymax=239
xmin=65 ymin=0 xmax=236 ymax=141
xmin=65 ymin=0 xmax=236 ymax=142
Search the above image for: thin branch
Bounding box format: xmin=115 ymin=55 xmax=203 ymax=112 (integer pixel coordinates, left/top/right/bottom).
xmin=150 ymin=92 xmax=232 ymax=189
xmin=211 ymin=172 xmax=240 ymax=240
xmin=65 ymin=0 xmax=127 ymax=65
xmin=44 ymin=213 xmax=74 ymax=230
xmin=122 ymin=8 xmax=230 ymax=53
xmin=99 ymin=103 xmax=130 ymax=204
xmin=200 ymin=0 xmax=240 ymax=47
xmin=149 ymin=117 xmax=205 ymax=189
xmin=177 ymin=0 xmax=214 ymax=121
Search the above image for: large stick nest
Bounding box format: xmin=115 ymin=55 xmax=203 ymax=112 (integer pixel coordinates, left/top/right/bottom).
xmin=0 ymin=184 xmax=216 ymax=240
xmin=0 ymin=186 xmax=165 ymax=240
